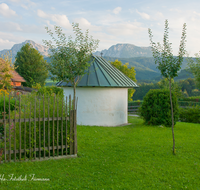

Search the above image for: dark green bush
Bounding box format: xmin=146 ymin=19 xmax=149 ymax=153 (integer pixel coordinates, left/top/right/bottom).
xmin=179 ymin=106 xmax=200 ymax=123
xmin=178 ymin=101 xmax=200 ymax=107
xmin=140 ymin=89 xmax=179 ymax=127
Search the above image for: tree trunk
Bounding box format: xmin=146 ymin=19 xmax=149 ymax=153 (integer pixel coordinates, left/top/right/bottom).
xmin=169 ymin=78 xmax=175 ymax=155
xmin=73 ymin=81 xmax=76 ymax=111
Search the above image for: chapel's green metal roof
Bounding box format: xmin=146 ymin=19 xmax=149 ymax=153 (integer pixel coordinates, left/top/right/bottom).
xmin=56 ymin=55 xmax=139 ymax=88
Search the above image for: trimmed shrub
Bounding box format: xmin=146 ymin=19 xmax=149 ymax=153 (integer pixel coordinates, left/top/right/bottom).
xmin=178 ymin=101 xmax=200 ymax=107
xmin=179 ymin=106 xmax=200 ymax=123
xmin=140 ymin=89 xmax=179 ymax=127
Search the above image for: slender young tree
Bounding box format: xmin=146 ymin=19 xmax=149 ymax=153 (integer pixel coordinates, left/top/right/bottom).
xmin=43 ymin=23 xmax=99 ymax=109
xmin=148 ymin=20 xmax=187 ymax=155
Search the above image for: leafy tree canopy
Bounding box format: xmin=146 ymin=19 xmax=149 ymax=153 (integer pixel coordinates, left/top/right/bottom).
xmin=158 ymin=78 xmax=182 ymax=99
xmin=43 ymin=23 xmax=99 ymax=106
xmin=110 ymin=59 xmax=137 ymax=101
xmin=15 ymin=43 xmax=48 ymax=87
xmin=0 ymin=51 xmax=15 ymax=90
xmin=187 ymin=53 xmax=200 ymax=89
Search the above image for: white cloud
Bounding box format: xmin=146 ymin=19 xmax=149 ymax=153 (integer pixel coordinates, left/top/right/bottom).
xmin=37 ymin=9 xmax=71 ymax=29
xmin=21 ymin=4 xmax=28 ymax=10
xmin=37 ymin=9 xmax=47 ymax=18
xmin=136 ymin=10 xmax=150 ymax=20
xmin=8 ymin=0 xmax=21 ymax=2
xmin=155 ymin=12 xmax=164 ymax=18
xmin=0 ymin=3 xmax=17 ymax=18
xmin=0 ymin=39 xmax=15 ymax=50
xmin=73 ymin=18 xmax=102 ymax=32
xmin=0 ymin=32 xmax=26 ymax=50
xmin=0 ymin=21 xmax=22 ymax=32
xmin=107 ymin=22 xmax=146 ymax=36
xmin=113 ymin=7 xmax=121 ymax=14
xmin=8 ymin=0 xmax=36 ymax=10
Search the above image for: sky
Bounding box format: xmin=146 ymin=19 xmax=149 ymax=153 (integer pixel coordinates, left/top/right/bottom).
xmin=0 ymin=0 xmax=200 ymax=56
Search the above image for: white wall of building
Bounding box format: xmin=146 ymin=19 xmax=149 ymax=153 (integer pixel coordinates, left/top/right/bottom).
xmin=62 ymin=87 xmax=128 ymax=126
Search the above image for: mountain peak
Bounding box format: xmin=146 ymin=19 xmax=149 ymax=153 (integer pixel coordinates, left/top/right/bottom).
xmin=94 ymin=43 xmax=152 ymax=58
xmin=0 ymin=40 xmax=50 ymax=62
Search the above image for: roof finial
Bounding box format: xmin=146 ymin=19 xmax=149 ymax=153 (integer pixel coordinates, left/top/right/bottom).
xmin=100 ymin=52 xmax=103 ymax=57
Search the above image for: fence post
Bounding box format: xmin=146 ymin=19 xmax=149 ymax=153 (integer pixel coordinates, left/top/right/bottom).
xmin=4 ymin=95 xmax=6 ymax=162
xmin=65 ymin=96 xmax=68 ymax=156
xmin=69 ymin=95 xmax=73 ymax=155
xmin=73 ymin=109 xmax=77 ymax=155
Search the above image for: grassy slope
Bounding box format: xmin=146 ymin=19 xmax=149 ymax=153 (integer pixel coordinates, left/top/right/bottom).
xmin=0 ymin=117 xmax=200 ymax=189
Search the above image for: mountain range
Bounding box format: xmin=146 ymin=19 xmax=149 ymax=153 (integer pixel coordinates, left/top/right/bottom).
xmin=0 ymin=40 xmax=193 ymax=81
xmin=0 ymin=40 xmax=50 ymax=62
xmin=94 ymin=44 xmax=152 ymax=58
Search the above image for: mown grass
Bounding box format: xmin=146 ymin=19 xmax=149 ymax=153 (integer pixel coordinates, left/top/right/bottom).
xmin=0 ymin=117 xmax=200 ymax=189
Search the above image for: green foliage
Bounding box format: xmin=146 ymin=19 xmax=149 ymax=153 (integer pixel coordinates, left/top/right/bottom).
xmin=132 ymin=82 xmax=159 ymax=100
xmin=178 ymin=78 xmax=196 ymax=96
xmin=15 ymin=43 xmax=48 ymax=87
xmin=1 ymin=93 xmax=71 ymax=160
xmin=133 ymin=78 xmax=197 ymax=101
xmin=43 ymin=23 xmax=99 ymax=108
xmin=140 ymin=89 xmax=179 ymax=127
xmin=0 ymin=51 xmax=15 ymax=90
xmin=179 ymin=96 xmax=200 ymax=102
xmin=178 ymin=101 xmax=200 ymax=107
xmin=110 ymin=59 xmax=137 ymax=101
xmin=36 ymin=86 xmax=64 ymax=97
xmin=179 ymin=106 xmax=200 ymax=123
xmin=158 ymin=78 xmax=182 ymax=98
xmin=43 ymin=23 xmax=99 ymax=85
xmin=187 ymin=53 xmax=200 ymax=88
xmin=128 ymin=100 xmax=143 ymax=106
xmin=148 ymin=20 xmax=187 ymax=80
xmin=0 ymin=96 xmax=19 ymax=134
xmin=191 ymin=89 xmax=200 ymax=96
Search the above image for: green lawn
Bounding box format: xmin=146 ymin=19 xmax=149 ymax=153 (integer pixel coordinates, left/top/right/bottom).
xmin=0 ymin=117 xmax=200 ymax=189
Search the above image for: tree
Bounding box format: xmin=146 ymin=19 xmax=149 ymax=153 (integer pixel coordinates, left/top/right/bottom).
xmin=0 ymin=51 xmax=15 ymax=90
xmin=158 ymin=78 xmax=182 ymax=99
xmin=148 ymin=20 xmax=187 ymax=155
xmin=15 ymin=43 xmax=48 ymax=87
xmin=110 ymin=59 xmax=137 ymax=101
xmin=43 ymin=23 xmax=99 ymax=108
xmin=178 ymin=78 xmax=195 ymax=96
xmin=187 ymin=53 xmax=200 ymax=89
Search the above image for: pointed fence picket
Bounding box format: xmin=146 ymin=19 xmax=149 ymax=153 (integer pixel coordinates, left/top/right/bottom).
xmin=0 ymin=94 xmax=77 ymax=164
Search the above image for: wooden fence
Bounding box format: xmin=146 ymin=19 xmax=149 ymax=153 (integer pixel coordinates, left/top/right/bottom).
xmin=128 ymin=105 xmax=140 ymax=113
xmin=0 ymin=94 xmax=77 ymax=163
xmin=128 ymin=102 xmax=200 ymax=114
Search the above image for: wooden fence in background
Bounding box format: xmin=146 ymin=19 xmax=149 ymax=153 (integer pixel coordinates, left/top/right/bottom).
xmin=0 ymin=94 xmax=77 ymax=163
xmin=128 ymin=101 xmax=200 ymax=114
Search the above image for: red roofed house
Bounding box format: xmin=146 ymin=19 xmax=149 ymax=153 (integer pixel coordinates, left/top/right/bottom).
xmin=10 ymin=70 xmax=26 ymax=87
